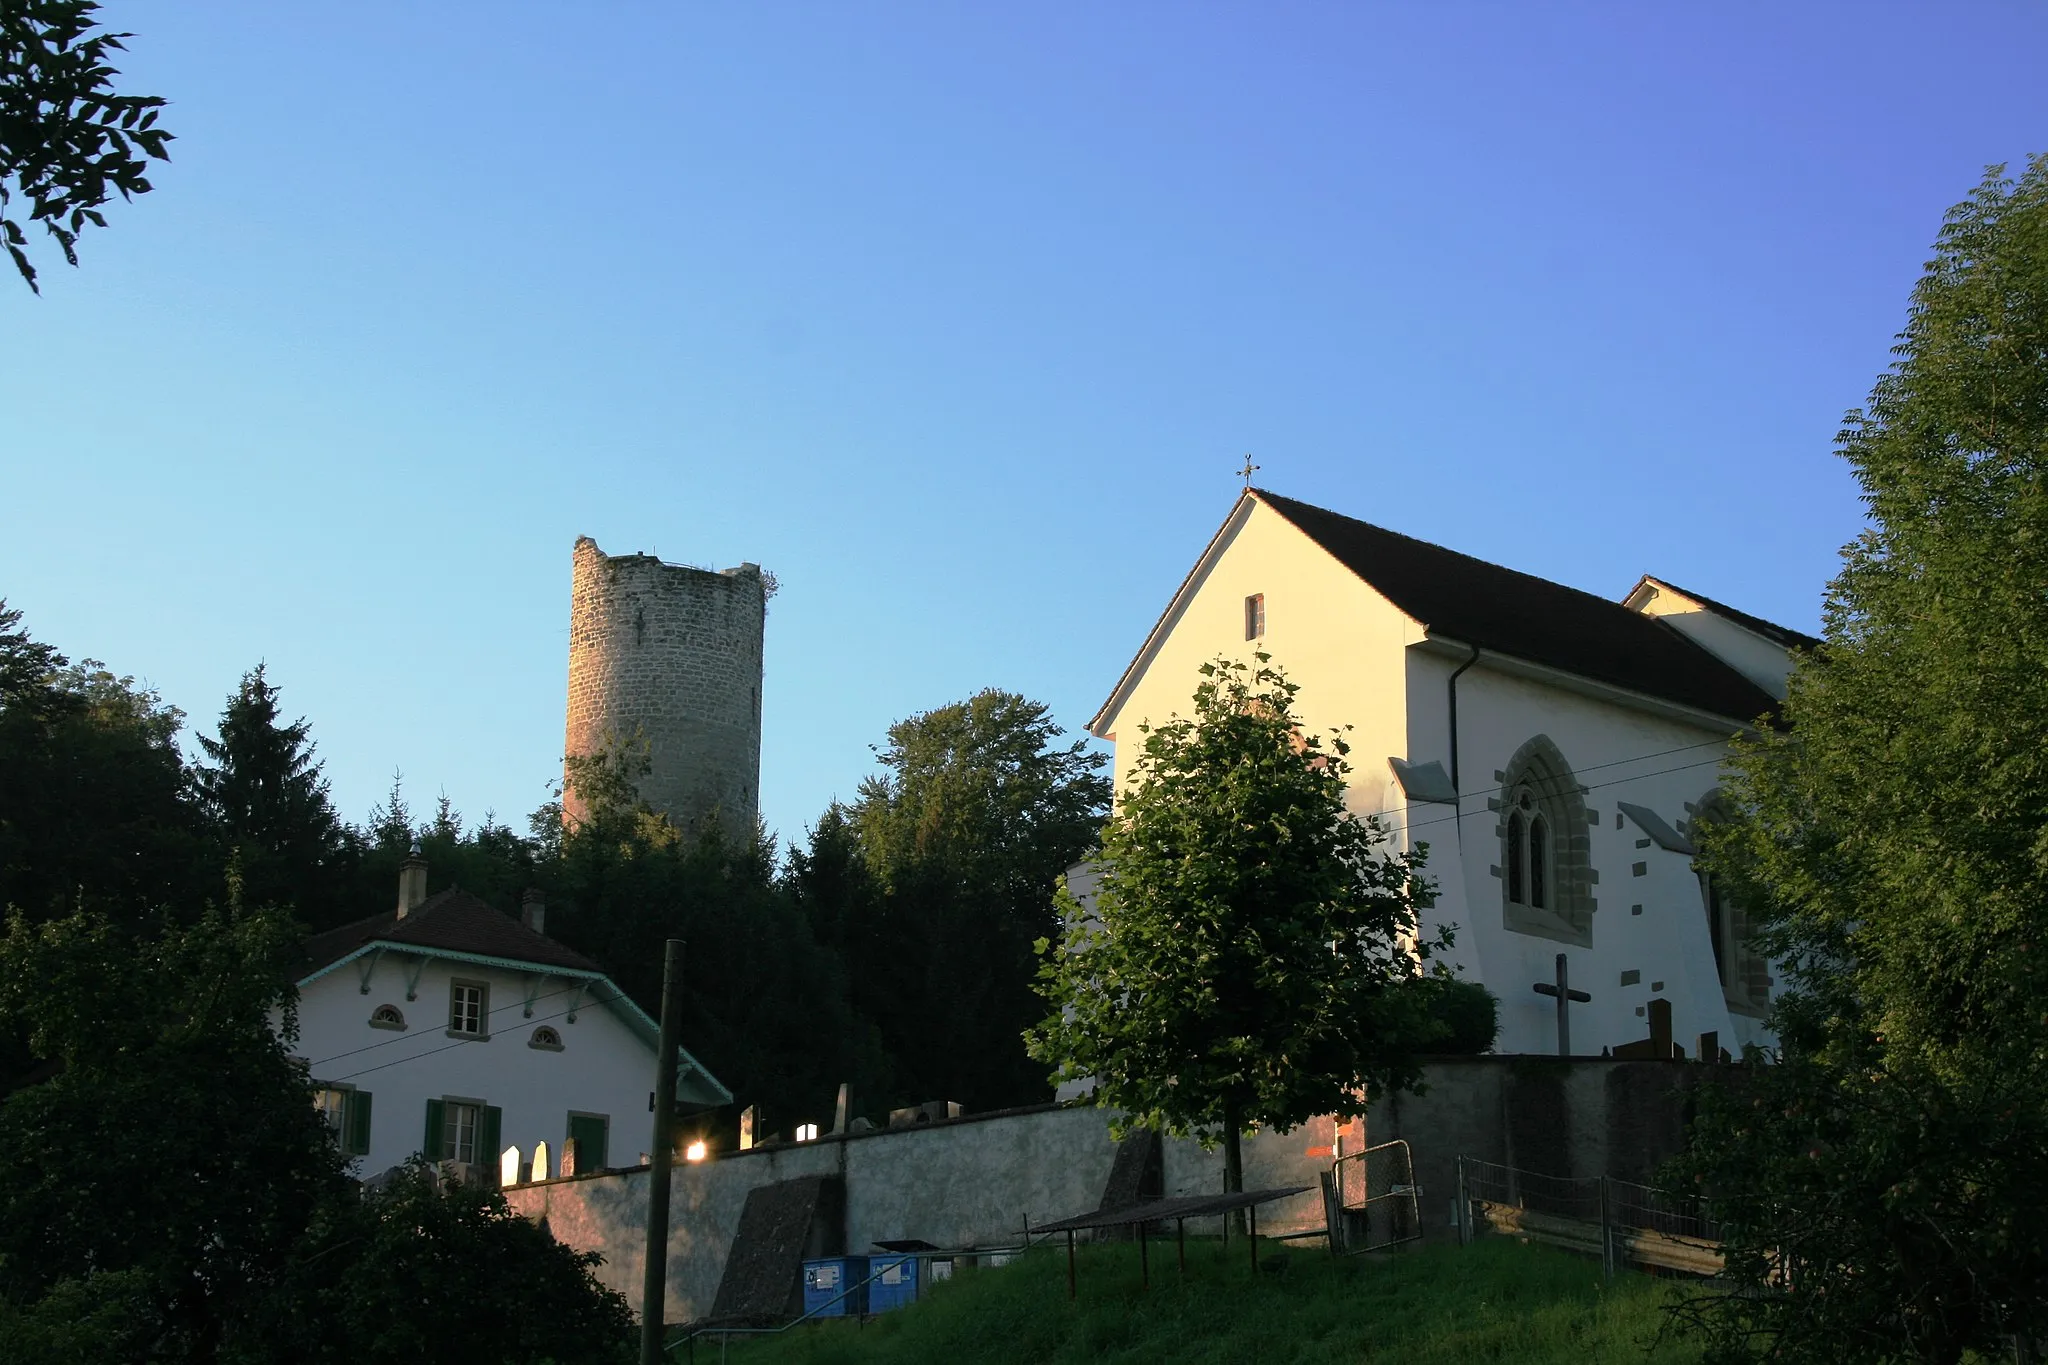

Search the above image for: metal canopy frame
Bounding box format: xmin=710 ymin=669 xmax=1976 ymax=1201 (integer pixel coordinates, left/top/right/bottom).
xmin=1030 ymin=1187 xmax=1312 ymax=1298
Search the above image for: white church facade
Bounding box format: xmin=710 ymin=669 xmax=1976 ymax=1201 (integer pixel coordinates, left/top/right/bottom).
xmin=1090 ymin=489 xmax=1812 ymax=1059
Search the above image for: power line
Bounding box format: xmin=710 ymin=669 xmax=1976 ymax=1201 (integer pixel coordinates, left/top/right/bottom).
xmin=306 ymin=978 xmax=590 ymax=1070
xmin=327 ymin=999 xmax=586 ymax=1083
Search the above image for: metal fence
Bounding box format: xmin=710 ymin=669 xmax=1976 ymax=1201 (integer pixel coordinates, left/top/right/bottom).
xmin=1454 ymin=1156 xmax=1723 ymax=1278
xmin=1323 ymin=1139 xmax=1423 ymax=1254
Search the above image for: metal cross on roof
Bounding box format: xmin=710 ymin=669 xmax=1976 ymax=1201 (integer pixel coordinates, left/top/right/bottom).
xmin=1238 ymin=454 xmax=1260 ymax=488
xmin=1532 ymin=952 xmax=1591 ymax=1056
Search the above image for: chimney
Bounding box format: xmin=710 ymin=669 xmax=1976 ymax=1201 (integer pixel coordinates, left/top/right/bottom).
xmin=521 ymin=887 xmax=546 ymax=936
xmin=396 ymin=841 xmax=428 ymax=919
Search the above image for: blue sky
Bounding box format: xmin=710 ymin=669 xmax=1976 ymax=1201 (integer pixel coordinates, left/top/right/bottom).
xmin=4 ymin=2 xmax=2044 ymax=849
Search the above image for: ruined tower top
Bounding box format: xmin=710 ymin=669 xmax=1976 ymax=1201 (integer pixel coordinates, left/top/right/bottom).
xmin=562 ymin=536 xmax=766 ymax=840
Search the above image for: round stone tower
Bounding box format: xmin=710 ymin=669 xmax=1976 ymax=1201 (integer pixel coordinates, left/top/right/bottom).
xmin=563 ymin=536 xmax=766 ymax=839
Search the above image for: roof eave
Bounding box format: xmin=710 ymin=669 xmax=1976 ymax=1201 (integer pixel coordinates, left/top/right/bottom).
xmin=298 ymin=940 xmax=608 ymax=991
xmin=1089 ymin=491 xmax=1258 ymax=738
xmin=1413 ymin=632 xmax=1771 ymax=735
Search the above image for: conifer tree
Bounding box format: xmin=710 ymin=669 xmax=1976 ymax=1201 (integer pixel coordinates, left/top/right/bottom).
xmin=195 ymin=665 xmax=345 ymax=924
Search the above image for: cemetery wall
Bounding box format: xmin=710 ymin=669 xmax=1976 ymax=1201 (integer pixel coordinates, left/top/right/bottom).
xmin=505 ymin=1055 xmax=1714 ymax=1323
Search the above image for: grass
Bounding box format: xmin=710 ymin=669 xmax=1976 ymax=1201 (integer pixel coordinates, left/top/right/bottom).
xmin=697 ymin=1235 xmax=1705 ymax=1364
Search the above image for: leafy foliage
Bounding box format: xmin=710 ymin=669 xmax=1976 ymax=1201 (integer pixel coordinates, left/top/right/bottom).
xmin=1675 ymin=157 xmax=2048 ymax=1363
xmin=272 ymin=1164 xmax=633 ymax=1365
xmin=1028 ymin=654 xmax=1447 ymax=1194
xmin=0 ymin=0 xmax=172 ymax=291
xmin=0 ymin=903 xmax=351 ymax=1361
xmin=833 ymin=690 xmax=1111 ymax=1112
xmin=0 ymin=603 xmax=205 ymax=932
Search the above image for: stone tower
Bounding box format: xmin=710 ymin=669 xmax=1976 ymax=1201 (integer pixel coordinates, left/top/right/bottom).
xmin=563 ymin=537 xmax=766 ymax=839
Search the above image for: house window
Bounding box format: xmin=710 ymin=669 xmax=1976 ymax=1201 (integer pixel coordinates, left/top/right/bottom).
xmin=313 ymin=1084 xmax=373 ymax=1156
xmin=529 ymin=1025 xmax=564 ymax=1051
xmin=445 ymin=1101 xmax=481 ymax=1164
xmin=369 ymin=1004 xmax=406 ymax=1031
xmin=424 ymin=1098 xmax=501 ymax=1175
xmin=448 ymin=980 xmax=489 ymax=1038
xmin=1244 ymin=593 xmax=1265 ymax=641
xmin=1497 ymin=735 xmax=1594 ymax=947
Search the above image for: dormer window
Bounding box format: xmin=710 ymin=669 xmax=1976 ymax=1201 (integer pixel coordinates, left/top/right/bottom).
xmin=1245 ymin=593 xmax=1265 ymax=640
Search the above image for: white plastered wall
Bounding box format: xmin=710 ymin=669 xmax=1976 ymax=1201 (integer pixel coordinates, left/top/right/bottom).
xmin=1416 ymin=658 xmax=1771 ymax=1056
xmin=295 ymin=956 xmax=660 ymax=1179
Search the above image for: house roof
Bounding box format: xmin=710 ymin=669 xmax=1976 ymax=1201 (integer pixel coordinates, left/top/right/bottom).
xmin=1630 ymin=575 xmax=1824 ymax=652
xmin=1253 ymin=491 xmax=1781 ymax=723
xmin=299 ymin=887 xmax=733 ymax=1110
xmin=1093 ymin=490 xmax=1787 ymax=735
xmin=302 ymin=888 xmax=603 ymax=980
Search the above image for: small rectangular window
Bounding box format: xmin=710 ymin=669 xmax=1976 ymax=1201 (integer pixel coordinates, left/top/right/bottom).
xmin=1245 ymin=593 xmax=1265 ymax=640
xmin=445 ymin=1100 xmax=480 ymax=1164
xmin=449 ymin=980 xmax=488 ymax=1037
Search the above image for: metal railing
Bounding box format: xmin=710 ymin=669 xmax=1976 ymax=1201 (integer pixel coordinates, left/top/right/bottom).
xmin=1324 ymin=1139 xmax=1423 ymax=1255
xmin=1454 ymin=1156 xmax=1722 ymax=1278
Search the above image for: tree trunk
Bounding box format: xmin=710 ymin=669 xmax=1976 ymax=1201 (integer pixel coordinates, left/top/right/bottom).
xmin=1221 ymin=1097 xmax=1246 ymax=1236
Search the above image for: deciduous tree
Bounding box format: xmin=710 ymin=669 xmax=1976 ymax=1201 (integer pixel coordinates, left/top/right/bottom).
xmin=840 ymin=689 xmax=1111 ymax=1111
xmin=1028 ymin=654 xmax=1445 ymax=1204
xmin=1 ymin=0 xmax=172 ymax=291
xmin=1677 ymin=156 xmax=2048 ymax=1364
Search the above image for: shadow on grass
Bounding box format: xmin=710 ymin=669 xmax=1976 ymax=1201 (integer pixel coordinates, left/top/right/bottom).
xmin=706 ymin=1235 xmax=1705 ymax=1365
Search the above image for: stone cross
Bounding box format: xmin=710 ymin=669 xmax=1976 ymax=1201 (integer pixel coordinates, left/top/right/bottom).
xmin=1532 ymin=952 xmax=1591 ymax=1056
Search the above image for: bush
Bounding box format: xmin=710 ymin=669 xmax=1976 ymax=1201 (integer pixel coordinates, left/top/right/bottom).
xmin=1424 ymin=978 xmax=1499 ymax=1054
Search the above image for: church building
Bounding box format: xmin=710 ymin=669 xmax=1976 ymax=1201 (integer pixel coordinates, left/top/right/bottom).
xmin=1089 ymin=489 xmax=1813 ymax=1058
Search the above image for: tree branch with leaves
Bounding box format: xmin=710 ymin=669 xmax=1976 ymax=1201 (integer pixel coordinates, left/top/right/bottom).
xmin=2 ymin=0 xmax=172 ymax=292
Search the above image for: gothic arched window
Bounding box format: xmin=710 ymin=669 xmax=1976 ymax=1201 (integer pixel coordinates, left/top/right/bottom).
xmin=1689 ymin=792 xmax=1771 ymax=1018
xmin=1496 ymin=736 xmax=1595 ymax=947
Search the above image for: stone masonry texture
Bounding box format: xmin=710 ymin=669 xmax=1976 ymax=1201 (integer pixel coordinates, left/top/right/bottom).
xmin=563 ymin=536 xmax=766 ymax=839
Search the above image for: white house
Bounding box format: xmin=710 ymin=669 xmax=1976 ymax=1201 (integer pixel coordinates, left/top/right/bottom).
xmin=1089 ymin=488 xmax=1814 ymax=1059
xmin=294 ymin=851 xmax=730 ymax=1181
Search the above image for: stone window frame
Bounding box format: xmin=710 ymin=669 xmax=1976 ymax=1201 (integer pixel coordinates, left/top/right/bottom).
xmin=447 ymin=978 xmax=491 ymax=1040
xmin=1684 ymin=793 xmax=1771 ymax=1019
xmin=368 ymin=1003 xmax=407 ymax=1031
xmin=1490 ymin=734 xmax=1597 ymax=947
xmin=528 ymin=1024 xmax=565 ymax=1052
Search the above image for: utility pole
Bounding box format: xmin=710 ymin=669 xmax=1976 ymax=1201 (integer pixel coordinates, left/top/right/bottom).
xmin=640 ymin=939 xmax=684 ymax=1365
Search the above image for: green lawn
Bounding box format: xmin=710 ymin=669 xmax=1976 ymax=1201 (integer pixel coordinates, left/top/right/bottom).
xmin=698 ymin=1235 xmax=1704 ymax=1364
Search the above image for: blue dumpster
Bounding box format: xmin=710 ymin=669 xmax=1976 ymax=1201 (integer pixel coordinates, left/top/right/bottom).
xmin=801 ymin=1257 xmax=868 ymax=1317
xmin=867 ymin=1255 xmax=920 ymax=1313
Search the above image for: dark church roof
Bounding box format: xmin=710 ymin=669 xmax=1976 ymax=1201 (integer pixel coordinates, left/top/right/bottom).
xmin=1253 ymin=491 xmax=1781 ymax=723
xmin=302 ymin=888 xmax=601 ymax=981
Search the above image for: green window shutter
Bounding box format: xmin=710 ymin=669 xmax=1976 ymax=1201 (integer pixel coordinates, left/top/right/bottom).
xmin=345 ymin=1090 xmax=374 ymax=1157
xmin=481 ymin=1105 xmax=503 ymax=1176
xmin=569 ymin=1114 xmax=609 ymax=1172
xmin=423 ymin=1098 xmax=445 ymax=1161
